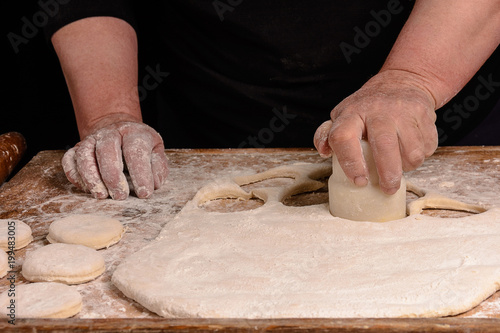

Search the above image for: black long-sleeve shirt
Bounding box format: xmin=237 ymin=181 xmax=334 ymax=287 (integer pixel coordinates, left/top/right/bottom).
xmin=44 ymin=1 xmax=500 ymax=148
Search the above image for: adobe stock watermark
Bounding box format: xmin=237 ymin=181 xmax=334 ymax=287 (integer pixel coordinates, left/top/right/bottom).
xmin=238 ymin=106 xmax=297 ymax=148
xmin=437 ymin=73 xmax=500 ymax=143
xmin=7 ymin=0 xmax=71 ymax=54
xmin=126 ymin=63 xmax=170 ymax=105
xmin=5 ymin=221 xmax=17 ymax=325
xmin=136 ymin=64 xmax=170 ymax=102
xmin=339 ymin=0 xmax=406 ymax=64
xmin=212 ymin=0 xmax=243 ymax=21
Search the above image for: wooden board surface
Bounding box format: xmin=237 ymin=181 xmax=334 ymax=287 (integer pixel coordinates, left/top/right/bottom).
xmin=0 ymin=147 xmax=499 ymax=332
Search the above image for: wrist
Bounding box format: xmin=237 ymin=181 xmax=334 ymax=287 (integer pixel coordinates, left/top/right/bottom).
xmin=79 ymin=112 xmax=143 ymax=139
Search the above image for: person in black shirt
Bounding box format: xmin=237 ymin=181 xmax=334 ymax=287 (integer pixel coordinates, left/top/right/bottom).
xmin=46 ymin=1 xmax=500 ymax=200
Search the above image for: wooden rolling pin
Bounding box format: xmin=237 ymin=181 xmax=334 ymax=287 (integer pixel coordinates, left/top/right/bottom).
xmin=0 ymin=132 xmax=27 ymax=184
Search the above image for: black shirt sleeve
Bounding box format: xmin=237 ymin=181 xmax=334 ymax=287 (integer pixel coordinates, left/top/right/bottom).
xmin=42 ymin=0 xmax=136 ymax=41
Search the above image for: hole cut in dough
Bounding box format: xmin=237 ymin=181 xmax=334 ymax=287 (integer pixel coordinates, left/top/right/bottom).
xmin=47 ymin=214 xmax=125 ymax=249
xmin=240 ymin=177 xmax=295 ymax=192
xmin=197 ymin=165 xmax=331 ymax=212
xmin=405 ymin=190 xmax=477 ymax=218
xmin=0 ymin=219 xmax=33 ymax=251
xmin=201 ymin=198 xmax=265 ymax=213
xmin=22 ymin=243 xmax=105 ymax=284
xmin=282 ymin=177 xmax=329 ymax=207
xmin=406 ymin=182 xmax=489 ymax=216
xmin=0 ymin=282 xmax=82 ymax=318
xmin=282 ymin=189 xmax=329 ymax=207
xmin=421 ymin=208 xmax=477 ymax=218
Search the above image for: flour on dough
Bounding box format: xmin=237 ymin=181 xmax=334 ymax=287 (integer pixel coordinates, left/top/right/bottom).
xmin=22 ymin=243 xmax=105 ymax=284
xmin=47 ymin=214 xmax=125 ymax=249
xmin=0 ymin=282 xmax=82 ymax=318
xmin=0 ymin=219 xmax=33 ymax=251
xmin=112 ymin=162 xmax=500 ymax=318
xmin=0 ymin=249 xmax=7 ymax=278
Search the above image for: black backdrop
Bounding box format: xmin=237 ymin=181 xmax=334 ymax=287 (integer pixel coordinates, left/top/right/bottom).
xmin=4 ymin=2 xmax=500 ymax=180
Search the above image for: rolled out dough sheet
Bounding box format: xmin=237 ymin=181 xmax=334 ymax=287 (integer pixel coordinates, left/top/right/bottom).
xmin=112 ymin=163 xmax=500 ymax=318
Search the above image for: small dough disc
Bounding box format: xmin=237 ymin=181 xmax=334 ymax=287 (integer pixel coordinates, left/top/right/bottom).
xmin=22 ymin=243 xmax=105 ymax=284
xmin=47 ymin=214 xmax=125 ymax=249
xmin=0 ymin=282 xmax=82 ymax=318
xmin=0 ymin=219 xmax=33 ymax=251
xmin=0 ymin=249 xmax=8 ymax=278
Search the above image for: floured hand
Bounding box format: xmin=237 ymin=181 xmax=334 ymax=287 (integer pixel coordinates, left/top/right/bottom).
xmin=314 ymin=70 xmax=438 ymax=195
xmin=62 ymin=121 xmax=168 ymax=200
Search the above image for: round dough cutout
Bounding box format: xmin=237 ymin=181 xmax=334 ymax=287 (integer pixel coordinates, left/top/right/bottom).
xmin=22 ymin=243 xmax=105 ymax=284
xmin=47 ymin=214 xmax=125 ymax=249
xmin=0 ymin=282 xmax=82 ymax=318
xmin=0 ymin=249 xmax=8 ymax=278
xmin=0 ymin=219 xmax=33 ymax=251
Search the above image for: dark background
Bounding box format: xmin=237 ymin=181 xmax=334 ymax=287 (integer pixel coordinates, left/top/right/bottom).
xmin=3 ymin=2 xmax=500 ymax=180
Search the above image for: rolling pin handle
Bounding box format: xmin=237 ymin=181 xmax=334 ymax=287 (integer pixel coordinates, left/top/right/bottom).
xmin=0 ymin=132 xmax=27 ymax=185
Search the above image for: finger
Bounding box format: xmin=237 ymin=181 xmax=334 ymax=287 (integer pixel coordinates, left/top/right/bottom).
xmin=328 ymin=116 xmax=368 ymax=186
xmin=122 ymin=132 xmax=155 ymax=199
xmin=75 ymin=137 xmax=109 ymax=199
xmin=61 ymin=146 xmax=87 ymax=191
xmin=419 ymin=112 xmax=439 ymax=157
xmin=95 ymin=130 xmax=130 ymax=200
xmin=366 ymin=117 xmax=402 ymax=195
xmin=151 ymin=144 xmax=169 ymax=189
xmin=397 ymin=120 xmax=426 ymax=172
xmin=398 ymin=107 xmax=438 ymax=170
xmin=313 ymin=120 xmax=333 ymax=157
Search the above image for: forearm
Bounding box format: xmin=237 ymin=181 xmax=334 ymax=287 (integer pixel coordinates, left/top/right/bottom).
xmin=381 ymin=0 xmax=500 ymax=109
xmin=52 ymin=16 xmax=141 ymax=139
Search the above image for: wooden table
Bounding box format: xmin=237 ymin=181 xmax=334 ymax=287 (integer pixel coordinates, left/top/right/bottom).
xmin=1 ymin=147 xmax=500 ymax=332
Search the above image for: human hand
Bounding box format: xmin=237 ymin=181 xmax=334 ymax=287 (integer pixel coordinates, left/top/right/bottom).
xmin=62 ymin=121 xmax=169 ymax=200
xmin=314 ymin=70 xmax=438 ymax=194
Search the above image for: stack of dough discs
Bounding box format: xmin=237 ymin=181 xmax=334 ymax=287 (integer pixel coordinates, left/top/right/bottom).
xmin=22 ymin=243 xmax=105 ymax=284
xmin=47 ymin=214 xmax=125 ymax=249
xmin=0 ymin=282 xmax=82 ymax=318
xmin=0 ymin=219 xmax=33 ymax=250
xmin=0 ymin=250 xmax=8 ymax=278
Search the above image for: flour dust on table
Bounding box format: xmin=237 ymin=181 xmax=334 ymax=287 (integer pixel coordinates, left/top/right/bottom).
xmin=112 ymin=162 xmax=500 ymax=318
